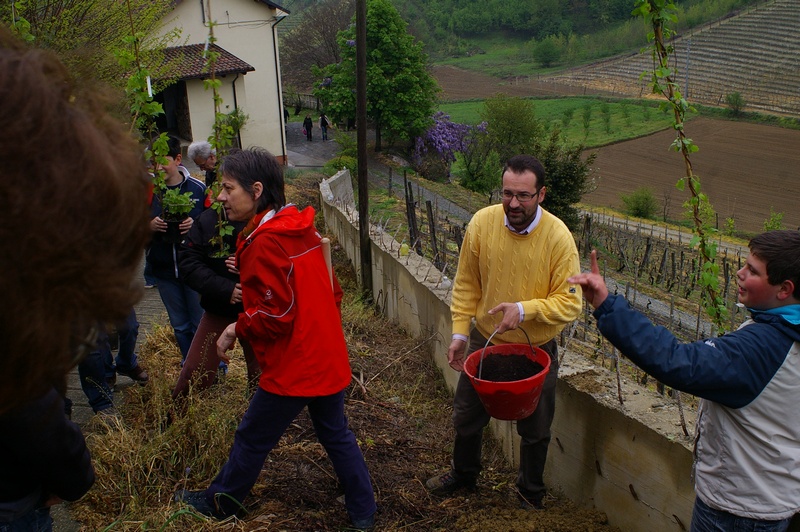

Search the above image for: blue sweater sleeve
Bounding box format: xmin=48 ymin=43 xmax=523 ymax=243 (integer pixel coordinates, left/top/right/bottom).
xmin=594 ymin=295 xmax=792 ymax=408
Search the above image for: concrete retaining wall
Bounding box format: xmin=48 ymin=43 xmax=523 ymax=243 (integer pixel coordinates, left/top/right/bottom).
xmin=320 ymin=170 xmax=695 ymax=531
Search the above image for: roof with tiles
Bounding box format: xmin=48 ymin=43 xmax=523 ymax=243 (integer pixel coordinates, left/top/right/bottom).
xmin=163 ymin=44 xmax=255 ymax=80
xmin=172 ymin=0 xmax=289 ymax=12
xmin=257 ymin=0 xmax=288 ymax=10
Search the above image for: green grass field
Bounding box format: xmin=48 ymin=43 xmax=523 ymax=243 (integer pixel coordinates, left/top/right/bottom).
xmin=429 ymin=0 xmax=759 ymax=78
xmin=435 ymin=35 xmax=545 ymax=78
xmin=438 ymin=97 xmax=676 ymax=148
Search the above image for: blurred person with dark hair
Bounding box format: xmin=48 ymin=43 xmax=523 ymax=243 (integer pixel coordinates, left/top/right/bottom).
xmin=174 ymin=147 xmax=376 ymax=530
xmin=0 ymin=26 xmax=151 ymax=530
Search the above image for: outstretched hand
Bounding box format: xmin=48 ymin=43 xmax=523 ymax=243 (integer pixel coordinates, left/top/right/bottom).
xmin=567 ymin=250 xmax=609 ymax=309
xmin=216 ymin=323 xmax=237 ymax=363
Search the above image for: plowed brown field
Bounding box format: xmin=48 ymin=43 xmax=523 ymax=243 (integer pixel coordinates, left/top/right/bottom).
xmin=584 ymin=118 xmax=800 ymax=233
xmin=433 ymin=66 xmax=800 ymax=234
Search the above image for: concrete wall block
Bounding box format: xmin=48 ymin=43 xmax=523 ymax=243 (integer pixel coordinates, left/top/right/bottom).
xmin=549 ymin=378 xmax=694 ymax=530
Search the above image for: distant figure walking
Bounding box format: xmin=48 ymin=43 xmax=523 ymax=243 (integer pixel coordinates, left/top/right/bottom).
xmin=319 ymin=112 xmax=330 ymax=141
xmin=303 ymin=114 xmax=313 ymax=141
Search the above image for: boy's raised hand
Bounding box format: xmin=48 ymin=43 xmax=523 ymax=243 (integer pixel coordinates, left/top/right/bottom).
xmin=568 ymin=250 xmax=609 ymax=309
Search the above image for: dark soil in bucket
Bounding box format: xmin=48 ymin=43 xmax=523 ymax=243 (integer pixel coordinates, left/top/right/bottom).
xmin=478 ymin=353 xmax=544 ymax=382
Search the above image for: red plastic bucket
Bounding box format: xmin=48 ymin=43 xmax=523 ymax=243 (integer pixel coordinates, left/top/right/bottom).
xmin=463 ymin=342 xmax=551 ymax=421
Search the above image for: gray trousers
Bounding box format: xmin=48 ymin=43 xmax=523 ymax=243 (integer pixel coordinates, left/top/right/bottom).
xmin=452 ymin=327 xmax=558 ymax=502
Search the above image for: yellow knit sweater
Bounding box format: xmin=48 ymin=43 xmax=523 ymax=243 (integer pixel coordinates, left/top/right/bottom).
xmin=451 ymin=204 xmax=582 ymax=346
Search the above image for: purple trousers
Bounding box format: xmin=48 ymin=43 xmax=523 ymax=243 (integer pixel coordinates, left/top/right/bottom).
xmin=172 ymin=312 xmax=260 ymax=400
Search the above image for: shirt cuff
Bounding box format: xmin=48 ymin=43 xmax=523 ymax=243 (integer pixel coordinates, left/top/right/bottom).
xmin=452 ymin=333 xmax=469 ymax=343
xmin=517 ymin=302 xmax=525 ymax=323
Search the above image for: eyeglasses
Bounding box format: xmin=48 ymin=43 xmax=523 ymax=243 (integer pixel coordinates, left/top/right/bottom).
xmin=502 ymin=189 xmax=541 ymax=203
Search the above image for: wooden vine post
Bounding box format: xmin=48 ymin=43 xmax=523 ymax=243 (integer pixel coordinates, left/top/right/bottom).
xmin=633 ymin=0 xmax=733 ymax=437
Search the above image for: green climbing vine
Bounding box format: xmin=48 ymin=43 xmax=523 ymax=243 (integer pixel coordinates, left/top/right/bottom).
xmin=8 ymin=1 xmax=34 ymax=42
xmin=202 ymin=0 xmax=237 ymax=258
xmin=118 ymin=27 xmax=166 ymax=191
xmin=118 ymin=0 xmax=194 ymax=216
xmin=634 ymin=0 xmax=728 ymax=334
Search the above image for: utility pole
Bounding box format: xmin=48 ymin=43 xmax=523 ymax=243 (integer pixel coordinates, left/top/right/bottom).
xmin=356 ymin=0 xmax=373 ymax=302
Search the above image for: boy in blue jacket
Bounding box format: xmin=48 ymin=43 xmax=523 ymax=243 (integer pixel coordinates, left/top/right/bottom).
xmin=147 ymin=135 xmax=206 ymax=361
xmin=569 ymin=230 xmax=800 ymax=532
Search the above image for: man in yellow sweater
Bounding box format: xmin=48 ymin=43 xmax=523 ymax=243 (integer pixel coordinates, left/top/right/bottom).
xmin=426 ymin=154 xmax=582 ymax=509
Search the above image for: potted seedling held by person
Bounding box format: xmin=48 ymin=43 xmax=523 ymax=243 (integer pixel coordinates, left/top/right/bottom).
xmin=161 ymin=187 xmax=196 ymax=243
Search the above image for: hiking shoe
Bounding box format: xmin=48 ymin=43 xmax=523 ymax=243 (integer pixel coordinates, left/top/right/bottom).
xmin=425 ymin=471 xmax=476 ymax=495
xmin=174 ymin=489 xmax=225 ymax=519
xmin=518 ymin=494 xmax=544 ymax=510
xmin=117 ymin=364 xmax=148 ymax=385
xmin=350 ymin=513 xmax=375 ymax=530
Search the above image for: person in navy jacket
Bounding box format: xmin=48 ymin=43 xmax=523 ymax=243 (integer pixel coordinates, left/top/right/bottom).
xmin=569 ymin=231 xmax=800 ymax=532
xmin=172 ymin=206 xmax=260 ymax=401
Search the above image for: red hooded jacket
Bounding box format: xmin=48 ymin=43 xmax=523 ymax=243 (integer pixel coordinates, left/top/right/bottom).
xmin=234 ymin=205 xmax=351 ymax=396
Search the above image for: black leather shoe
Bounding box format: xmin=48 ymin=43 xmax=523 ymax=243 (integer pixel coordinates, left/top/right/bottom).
xmin=351 ymin=513 xmax=375 ymax=530
xmin=518 ymin=494 xmax=544 ymax=510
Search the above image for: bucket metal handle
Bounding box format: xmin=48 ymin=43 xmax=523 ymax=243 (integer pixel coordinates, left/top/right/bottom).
xmin=477 ymin=327 xmax=535 ymax=380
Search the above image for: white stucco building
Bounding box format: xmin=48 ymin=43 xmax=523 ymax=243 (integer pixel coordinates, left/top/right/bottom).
xmin=152 ymin=0 xmax=289 ymax=163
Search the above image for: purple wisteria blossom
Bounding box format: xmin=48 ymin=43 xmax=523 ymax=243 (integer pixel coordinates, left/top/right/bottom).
xmin=412 ymin=112 xmax=484 ymax=179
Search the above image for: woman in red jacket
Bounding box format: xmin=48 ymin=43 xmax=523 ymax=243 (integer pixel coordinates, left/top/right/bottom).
xmin=174 ymin=147 xmax=376 ymax=530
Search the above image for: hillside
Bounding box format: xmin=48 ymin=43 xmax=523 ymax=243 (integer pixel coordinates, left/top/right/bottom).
xmin=542 ymin=0 xmax=800 ymax=117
